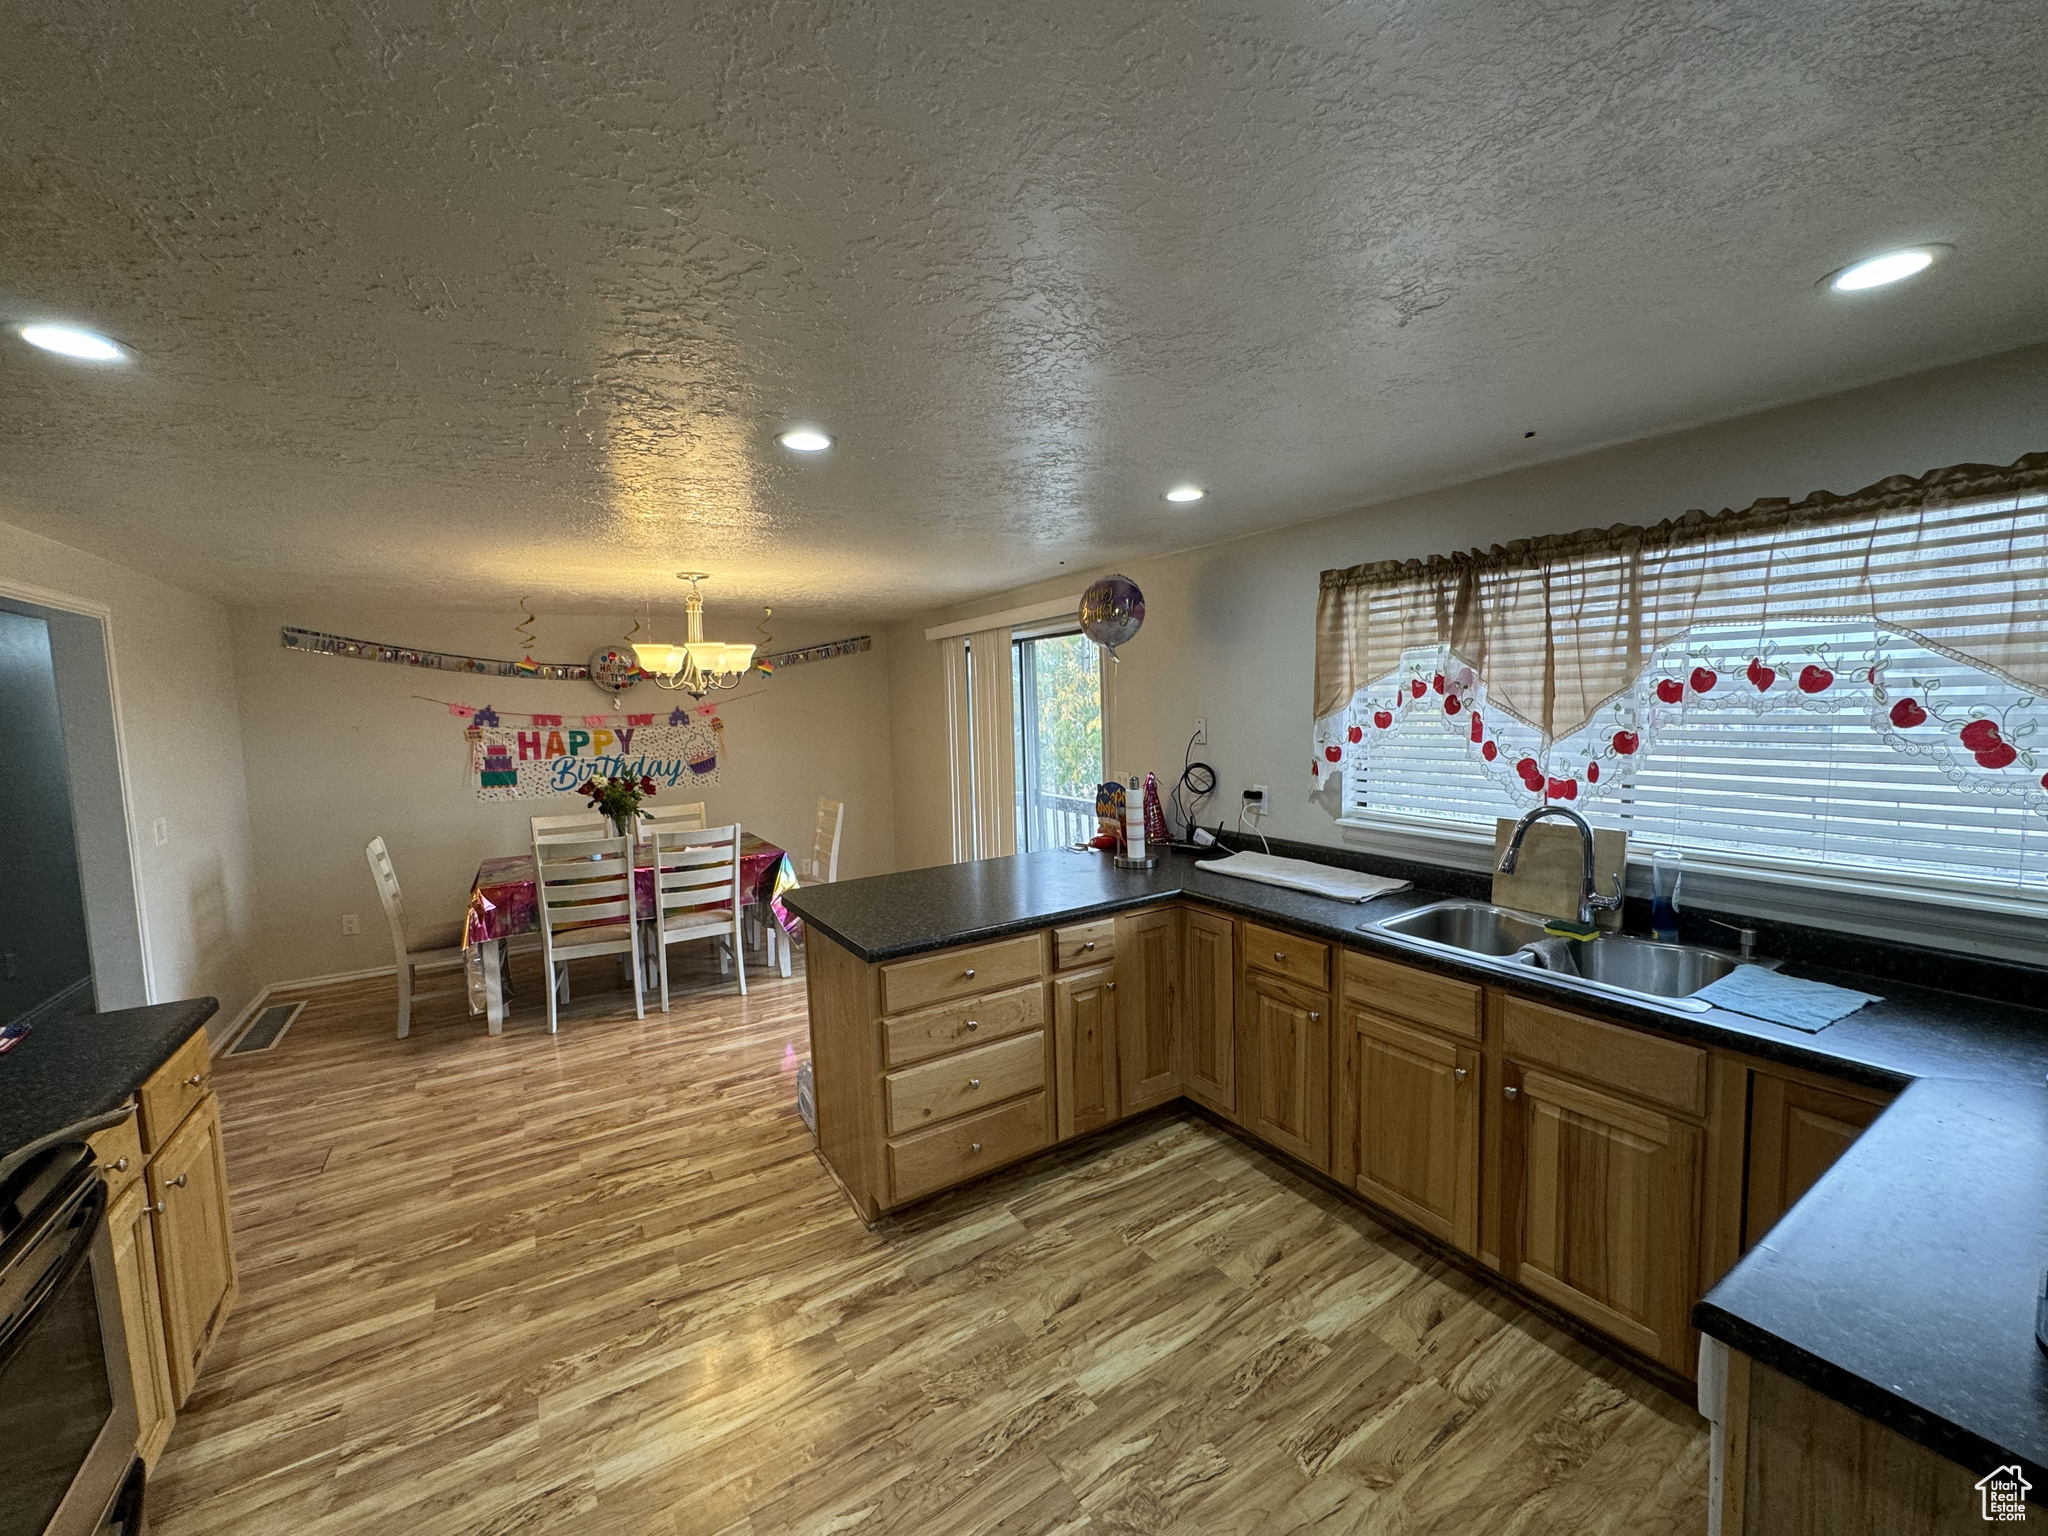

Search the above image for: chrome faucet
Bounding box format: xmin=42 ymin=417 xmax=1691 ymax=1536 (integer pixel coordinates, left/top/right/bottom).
xmin=1497 ymin=805 xmax=1624 ymax=927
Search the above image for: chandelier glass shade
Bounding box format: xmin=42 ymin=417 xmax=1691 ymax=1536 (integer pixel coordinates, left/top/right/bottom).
xmin=631 ymin=574 xmax=756 ymax=695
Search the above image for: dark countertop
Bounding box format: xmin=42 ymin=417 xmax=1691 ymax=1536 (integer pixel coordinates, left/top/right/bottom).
xmin=785 ymin=847 xmax=2048 ymax=1479
xmin=0 ymin=997 xmax=220 ymax=1170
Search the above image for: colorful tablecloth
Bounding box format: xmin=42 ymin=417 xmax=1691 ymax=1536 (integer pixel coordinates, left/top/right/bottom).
xmin=462 ymin=833 xmax=800 ymax=948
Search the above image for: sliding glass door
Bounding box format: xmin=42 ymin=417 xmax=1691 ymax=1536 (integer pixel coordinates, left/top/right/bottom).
xmin=1012 ymin=630 xmax=1103 ymax=851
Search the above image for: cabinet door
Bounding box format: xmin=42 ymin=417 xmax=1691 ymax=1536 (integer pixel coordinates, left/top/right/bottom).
xmin=107 ymin=1180 xmax=177 ymax=1463
xmin=1054 ymin=965 xmax=1121 ymax=1140
xmin=1114 ymin=908 xmax=1180 ymax=1116
xmin=1744 ymin=1073 xmax=1889 ymax=1249
xmin=1503 ymin=1063 xmax=1702 ymax=1372
xmin=1240 ymin=971 xmax=1330 ymax=1170
xmin=1353 ymin=1010 xmax=1480 ymax=1254
xmin=1180 ymin=910 xmax=1236 ymax=1115
xmin=150 ymin=1092 xmax=237 ymax=1406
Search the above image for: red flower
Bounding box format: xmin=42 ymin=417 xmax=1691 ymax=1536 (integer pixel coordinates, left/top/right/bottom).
xmin=1690 ymin=666 xmax=1717 ymax=694
xmin=640 ymin=776 xmax=658 ymax=794
xmin=1656 ymin=678 xmax=1684 ymax=705
xmin=1347 ymin=724 xmax=1363 ymax=743
xmin=1797 ymin=665 xmax=1833 ymax=694
xmin=1746 ymin=658 xmax=1777 ymax=692
xmin=1611 ymin=730 xmax=1639 ymax=755
xmin=1325 ymin=745 xmax=1342 ymax=762
xmin=1960 ymin=719 xmax=2003 ymax=752
xmin=1373 ymin=710 xmax=1393 ymax=729
xmin=1976 ymin=743 xmax=2018 ymax=770
xmin=1482 ymin=740 xmax=1499 ymax=761
xmin=1587 ymin=761 xmax=1601 ymax=783
xmin=1445 ymin=694 xmax=1462 ymax=715
xmin=1410 ymin=678 xmax=1426 ymax=699
xmin=1889 ymin=698 xmax=1927 ymax=729
xmin=1546 ymin=776 xmax=1579 ymax=800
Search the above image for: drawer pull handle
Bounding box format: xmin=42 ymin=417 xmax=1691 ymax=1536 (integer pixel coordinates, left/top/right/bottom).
xmin=111 ymin=1157 xmax=129 ymax=1172
xmin=1308 ymin=1011 xmax=1320 ymax=1022
xmin=966 ymin=1020 xmax=979 ymax=1031
xmin=968 ymin=1078 xmax=981 ymax=1089
xmin=153 ymin=1200 xmax=166 ymax=1215
xmin=1454 ymin=1067 xmax=1468 ymax=1083
xmin=185 ymin=1074 xmax=206 ymax=1087
xmin=1106 ymin=982 xmax=1116 ymax=991
xmin=1274 ymin=951 xmax=1285 ymax=962
xmin=1083 ymin=941 xmax=1095 ymax=951
xmin=964 ymin=968 xmax=976 ymax=979
xmin=168 ymin=1173 xmax=188 ymax=1188
xmin=970 ymin=1141 xmax=983 ymax=1154
xmin=1504 ymin=1086 xmax=1519 ymax=1100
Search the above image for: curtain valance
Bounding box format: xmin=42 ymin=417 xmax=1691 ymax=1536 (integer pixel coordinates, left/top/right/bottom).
xmin=1315 ymin=453 xmax=2048 ymax=742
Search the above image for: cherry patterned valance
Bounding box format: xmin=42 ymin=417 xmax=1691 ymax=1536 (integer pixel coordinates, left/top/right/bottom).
xmin=1311 ymin=454 xmax=2048 ymax=812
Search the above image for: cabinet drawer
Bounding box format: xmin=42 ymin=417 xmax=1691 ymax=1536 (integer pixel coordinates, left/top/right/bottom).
xmin=88 ymin=1112 xmax=145 ymax=1193
xmin=881 ymin=934 xmax=1043 ymax=1015
xmin=1343 ymin=951 xmax=1481 ymax=1040
xmin=1501 ymin=996 xmax=1706 ymax=1116
xmin=889 ymin=1092 xmax=1049 ymax=1205
xmin=1054 ymin=919 xmax=1116 ymax=971
xmin=886 ymin=1030 xmax=1046 ymax=1136
xmin=884 ymin=981 xmax=1044 ymax=1068
xmin=1244 ymin=922 xmax=1328 ymax=990
xmin=138 ymin=1028 xmax=212 ymax=1152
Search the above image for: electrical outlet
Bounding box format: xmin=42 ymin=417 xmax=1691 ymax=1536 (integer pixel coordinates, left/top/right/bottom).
xmin=152 ymin=817 xmax=168 ymax=847
xmin=1245 ymin=785 xmax=1269 ymax=814
xmin=341 ymin=913 xmax=361 ymax=936
xmin=1193 ymin=717 xmax=1207 ymax=745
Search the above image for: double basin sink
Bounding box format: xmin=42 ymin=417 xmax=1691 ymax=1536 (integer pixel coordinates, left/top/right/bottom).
xmin=1372 ymin=899 xmax=1763 ymax=1012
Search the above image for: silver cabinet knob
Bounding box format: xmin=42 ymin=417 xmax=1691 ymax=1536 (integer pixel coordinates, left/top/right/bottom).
xmin=1308 ymin=1011 xmax=1321 ymax=1022
xmin=168 ymin=1173 xmax=188 ymax=1188
xmin=1083 ymin=941 xmax=1095 ymax=951
xmin=1106 ymin=981 xmax=1116 ymax=991
xmin=1274 ymin=951 xmax=1285 ymax=962
xmin=1454 ymin=1068 xmax=1468 ymax=1083
xmin=964 ymin=968 xmax=976 ymax=978
xmin=185 ymin=1074 xmax=205 ymax=1087
xmin=970 ymin=1141 xmax=983 ymax=1154
xmin=968 ymin=1078 xmax=981 ymax=1090
xmin=965 ymin=1019 xmax=979 ymax=1032
xmin=111 ymin=1156 xmax=129 ymax=1172
xmin=1504 ymin=1086 xmax=1519 ymax=1100
xmin=152 ymin=1200 xmax=166 ymax=1214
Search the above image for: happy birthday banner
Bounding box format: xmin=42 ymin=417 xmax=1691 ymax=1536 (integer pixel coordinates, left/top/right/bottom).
xmin=469 ymin=718 xmax=722 ymax=801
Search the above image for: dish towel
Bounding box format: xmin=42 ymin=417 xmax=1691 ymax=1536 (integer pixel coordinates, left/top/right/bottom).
xmin=1198 ymin=851 xmax=1411 ymax=903
xmin=1695 ymin=965 xmax=1879 ymax=1032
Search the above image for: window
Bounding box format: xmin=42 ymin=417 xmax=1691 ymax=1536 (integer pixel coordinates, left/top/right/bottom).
xmin=1012 ymin=629 xmax=1103 ymax=851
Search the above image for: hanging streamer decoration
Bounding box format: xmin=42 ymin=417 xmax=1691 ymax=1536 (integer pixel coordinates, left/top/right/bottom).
xmin=281 ymin=626 xmax=871 ymax=681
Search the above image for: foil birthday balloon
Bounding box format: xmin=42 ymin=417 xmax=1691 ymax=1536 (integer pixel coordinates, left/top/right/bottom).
xmin=1079 ymin=574 xmax=1145 ymax=658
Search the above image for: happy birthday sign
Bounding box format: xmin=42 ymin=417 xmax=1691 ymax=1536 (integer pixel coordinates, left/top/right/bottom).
xmin=468 ymin=719 xmax=722 ymax=801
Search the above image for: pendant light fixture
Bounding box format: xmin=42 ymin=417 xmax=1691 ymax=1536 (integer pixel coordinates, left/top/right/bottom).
xmin=632 ymin=573 xmax=758 ymax=695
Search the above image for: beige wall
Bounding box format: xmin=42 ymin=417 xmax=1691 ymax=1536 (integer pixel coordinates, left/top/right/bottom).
xmin=231 ymin=605 xmax=894 ymax=983
xmin=0 ymin=515 xmax=262 ymax=1019
xmin=890 ymin=341 xmax=2048 ymax=871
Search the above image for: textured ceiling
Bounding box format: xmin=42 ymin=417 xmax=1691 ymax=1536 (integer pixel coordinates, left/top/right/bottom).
xmin=3 ymin=1 xmax=2047 ymax=622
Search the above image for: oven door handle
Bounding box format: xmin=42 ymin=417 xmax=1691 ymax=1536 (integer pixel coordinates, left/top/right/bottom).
xmin=0 ymin=1163 xmax=107 ymax=1378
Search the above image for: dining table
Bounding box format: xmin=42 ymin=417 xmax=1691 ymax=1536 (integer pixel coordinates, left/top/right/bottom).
xmin=460 ymin=831 xmax=801 ymax=1032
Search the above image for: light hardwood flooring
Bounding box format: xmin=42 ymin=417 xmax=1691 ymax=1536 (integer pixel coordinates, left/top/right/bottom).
xmin=152 ymin=947 xmax=1708 ymax=1535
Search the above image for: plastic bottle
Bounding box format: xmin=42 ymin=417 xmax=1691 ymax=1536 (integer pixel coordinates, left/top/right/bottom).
xmin=1650 ymin=849 xmax=1684 ymax=941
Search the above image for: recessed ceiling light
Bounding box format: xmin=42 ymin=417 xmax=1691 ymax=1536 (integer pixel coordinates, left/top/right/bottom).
xmin=1164 ymin=485 xmax=1205 ymax=503
xmin=778 ymin=428 xmax=833 ymax=453
xmin=18 ymin=324 xmax=126 ymax=361
xmin=1825 ymin=247 xmax=1943 ymax=293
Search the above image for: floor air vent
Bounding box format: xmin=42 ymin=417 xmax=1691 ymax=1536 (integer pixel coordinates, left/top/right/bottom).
xmin=229 ymin=1001 xmax=305 ymax=1055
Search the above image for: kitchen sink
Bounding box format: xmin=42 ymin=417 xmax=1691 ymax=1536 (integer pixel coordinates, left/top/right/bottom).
xmin=1375 ymin=901 xmax=1552 ymax=955
xmin=1372 ymin=899 xmax=1764 ymax=1010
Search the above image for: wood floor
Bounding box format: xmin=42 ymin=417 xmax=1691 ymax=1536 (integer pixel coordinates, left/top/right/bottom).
xmin=151 ymin=947 xmax=1709 ymax=1535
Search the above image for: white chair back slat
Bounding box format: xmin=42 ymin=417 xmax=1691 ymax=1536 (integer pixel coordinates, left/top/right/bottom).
xmin=809 ymin=797 xmax=844 ymax=883
xmin=637 ymin=801 xmax=707 ymax=842
xmin=365 ymin=834 xmax=467 ymax=1039
xmin=530 ymin=818 xmax=645 ymax=1032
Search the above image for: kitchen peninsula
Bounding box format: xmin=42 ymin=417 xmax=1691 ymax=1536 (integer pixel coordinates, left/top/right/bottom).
xmin=784 ymin=845 xmax=2048 ymax=1532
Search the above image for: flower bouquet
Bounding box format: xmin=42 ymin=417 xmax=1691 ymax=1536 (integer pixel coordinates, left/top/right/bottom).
xmin=577 ymin=771 xmax=659 ymax=838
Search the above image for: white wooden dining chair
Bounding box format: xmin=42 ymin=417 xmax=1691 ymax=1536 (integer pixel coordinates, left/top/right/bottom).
xmin=365 ymin=836 xmax=468 ymax=1040
xmin=646 ymin=822 xmax=746 ymax=1008
xmin=802 ymin=797 xmax=844 ymax=885
xmin=637 ymin=800 xmax=707 ymax=842
xmin=531 ymin=815 xmax=645 ymax=1033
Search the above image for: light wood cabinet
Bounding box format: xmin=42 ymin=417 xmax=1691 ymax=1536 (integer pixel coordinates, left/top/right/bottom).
xmin=1054 ymin=964 xmax=1121 ymax=1140
xmin=1114 ymin=908 xmax=1180 ymax=1116
xmin=1240 ymin=968 xmax=1330 ymax=1170
xmin=149 ymin=1091 xmax=238 ymax=1406
xmin=1180 ymin=909 xmax=1235 ymax=1115
xmin=1744 ymin=1070 xmax=1890 ymax=1250
xmin=106 ymin=1178 xmax=177 ymax=1464
xmin=1501 ymin=1060 xmax=1703 ymax=1373
xmin=1352 ymin=1008 xmax=1480 ymax=1254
